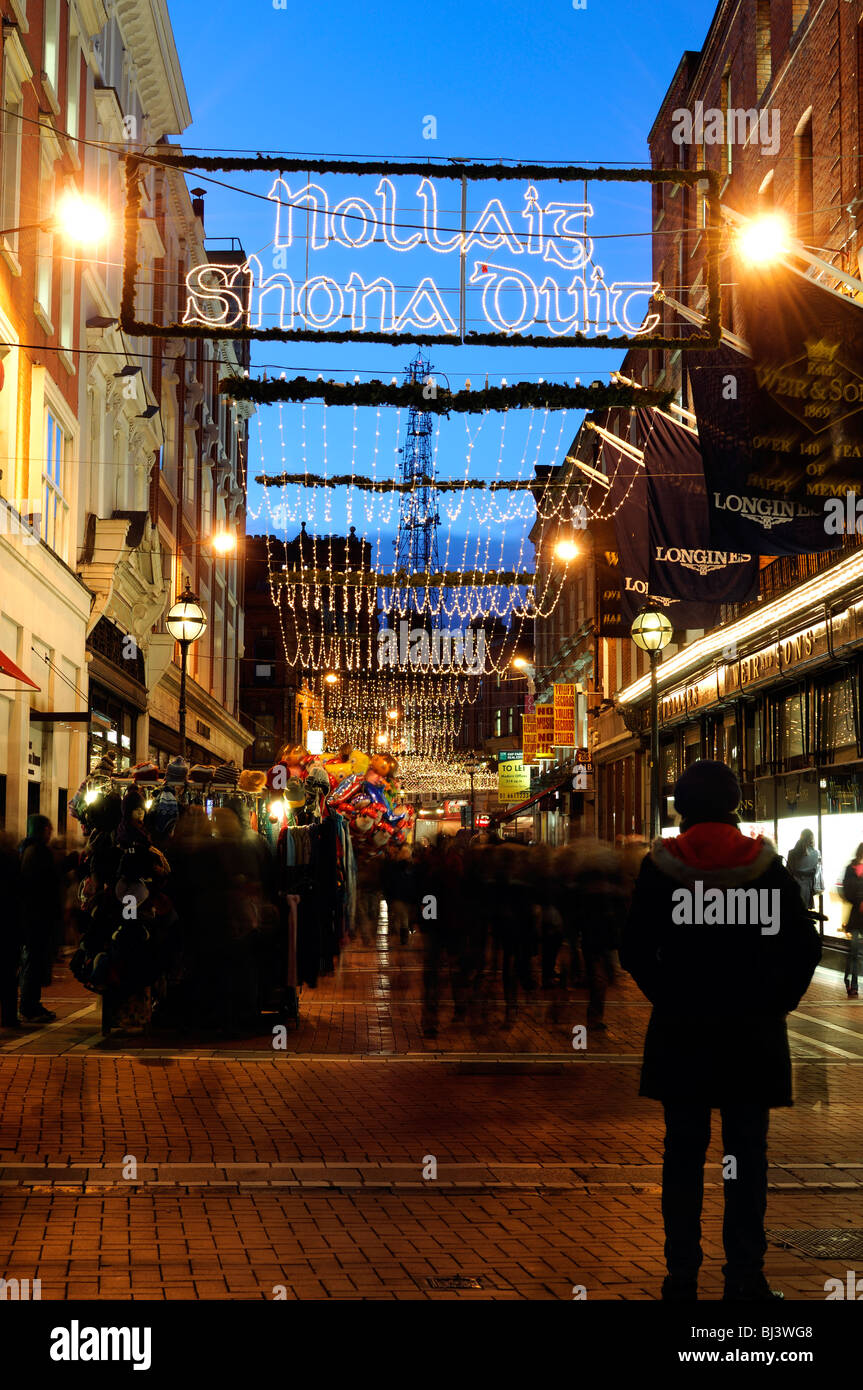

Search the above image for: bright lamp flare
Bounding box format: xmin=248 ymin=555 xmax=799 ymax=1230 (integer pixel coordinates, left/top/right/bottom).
xmin=554 ymin=538 xmax=579 ymax=562
xmin=630 ymin=607 xmax=673 ymax=653
xmin=324 ymin=672 xmax=338 ymax=685
xmin=376 ymin=733 xmax=387 ymax=744
xmin=211 ymin=531 xmax=236 ymax=554
xmin=387 ymin=709 xmax=399 ymax=720
xmin=512 ymin=656 xmax=528 ymax=669
xmin=737 ymin=213 xmax=789 ymax=266
xmin=55 ymin=193 xmax=109 ymax=245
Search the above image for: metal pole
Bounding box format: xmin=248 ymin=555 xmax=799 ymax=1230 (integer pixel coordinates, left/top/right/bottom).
xmin=470 ymin=767 xmax=476 ymax=831
xmin=179 ymin=640 xmax=188 ymax=760
xmin=649 ymin=651 xmax=660 ymax=842
xmin=459 ymin=173 xmax=467 ymax=343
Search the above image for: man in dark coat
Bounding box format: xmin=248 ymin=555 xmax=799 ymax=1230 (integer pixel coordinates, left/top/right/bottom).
xmin=0 ymin=833 xmax=23 ymax=1028
xmin=18 ymin=814 xmax=62 ymax=1023
xmin=621 ymin=760 xmax=821 ymax=1302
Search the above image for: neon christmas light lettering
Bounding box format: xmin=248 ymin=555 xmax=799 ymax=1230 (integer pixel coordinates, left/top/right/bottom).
xmin=181 ymin=178 xmax=658 ymax=338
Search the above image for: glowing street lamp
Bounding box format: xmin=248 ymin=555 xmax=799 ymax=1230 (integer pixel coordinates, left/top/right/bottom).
xmin=211 ymin=530 xmax=236 ymax=555
xmin=511 ymin=655 xmax=535 ymax=697
xmin=736 ymin=212 xmax=789 ymax=267
xmin=631 ymin=606 xmax=674 ymax=840
xmin=0 ymin=193 xmax=111 ymax=246
xmin=324 ymin=672 xmax=339 ymax=685
xmin=554 ymin=537 xmax=580 ymax=563
xmin=165 ymin=581 xmax=207 ymax=759
xmin=54 ymin=193 xmax=110 ymax=245
xmin=387 ymin=708 xmax=399 ymax=720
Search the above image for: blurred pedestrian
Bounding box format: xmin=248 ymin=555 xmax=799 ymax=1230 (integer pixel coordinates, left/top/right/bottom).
xmin=382 ymin=845 xmax=417 ymax=944
xmin=621 ymin=760 xmax=820 ymax=1302
xmin=18 ymin=814 xmax=62 ymax=1022
xmin=575 ymin=841 xmax=626 ymax=1031
xmin=355 ymin=857 xmax=383 ymax=945
xmin=786 ymin=829 xmax=823 ymax=909
xmin=840 ymin=844 xmax=863 ymax=999
xmin=0 ymin=833 xmax=23 ymax=1029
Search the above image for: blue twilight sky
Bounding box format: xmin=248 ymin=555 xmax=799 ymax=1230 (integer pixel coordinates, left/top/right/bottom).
xmin=166 ymin=0 xmax=718 ymax=572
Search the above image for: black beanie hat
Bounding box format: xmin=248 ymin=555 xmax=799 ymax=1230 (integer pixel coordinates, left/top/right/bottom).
xmin=674 ymin=759 xmax=741 ymax=822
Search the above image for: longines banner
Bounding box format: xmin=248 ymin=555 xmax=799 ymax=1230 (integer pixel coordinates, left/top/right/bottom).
xmin=605 ymin=431 xmax=727 ymax=629
xmin=640 ymin=409 xmax=759 ymax=607
xmin=687 ymin=262 xmax=863 ymax=553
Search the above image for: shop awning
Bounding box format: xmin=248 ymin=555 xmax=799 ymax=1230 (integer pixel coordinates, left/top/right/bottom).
xmin=0 ymin=648 xmax=40 ymax=691
xmin=494 ymin=774 xmax=572 ymax=823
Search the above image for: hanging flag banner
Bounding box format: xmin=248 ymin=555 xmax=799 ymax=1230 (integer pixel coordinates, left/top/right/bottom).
xmin=596 ymin=548 xmax=624 ymax=637
xmin=123 ymin=156 xmax=722 ymax=351
xmin=522 ymin=713 xmax=537 ymax=765
xmin=535 ymin=704 xmax=555 ymax=758
xmin=553 ymin=684 xmax=577 ymax=745
xmin=588 ymin=519 xmax=624 ymax=638
xmin=638 ymin=408 xmax=759 ymax=607
xmin=605 ymin=431 xmax=716 ymax=629
xmin=686 ymin=260 xmax=863 ymax=553
xmin=498 ymin=751 xmax=531 ymax=804
xmin=688 ymin=344 xmax=840 ymax=556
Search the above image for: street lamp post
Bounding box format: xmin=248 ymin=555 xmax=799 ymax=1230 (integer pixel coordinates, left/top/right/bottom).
xmin=165 ymin=581 xmax=207 ymax=760
xmin=462 ymin=754 xmax=485 ymax=832
xmin=630 ymin=607 xmax=673 ymax=842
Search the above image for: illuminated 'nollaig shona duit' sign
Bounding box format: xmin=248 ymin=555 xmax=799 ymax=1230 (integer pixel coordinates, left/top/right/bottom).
xmin=121 ymin=157 xmax=722 ymax=349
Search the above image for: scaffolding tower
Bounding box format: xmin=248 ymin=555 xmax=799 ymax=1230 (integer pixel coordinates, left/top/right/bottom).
xmin=394 ymin=349 xmax=442 ymax=625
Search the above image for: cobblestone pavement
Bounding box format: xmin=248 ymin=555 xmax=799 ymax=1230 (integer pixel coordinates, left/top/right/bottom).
xmin=1 ymin=929 xmax=861 ymax=1300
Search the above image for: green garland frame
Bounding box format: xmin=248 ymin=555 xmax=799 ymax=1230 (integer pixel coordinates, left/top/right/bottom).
xmin=223 ymin=374 xmax=673 ymax=413
xmin=121 ymin=154 xmax=722 ymax=354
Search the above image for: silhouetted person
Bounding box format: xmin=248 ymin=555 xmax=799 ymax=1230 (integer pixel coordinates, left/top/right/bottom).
xmin=786 ymin=828 xmax=822 ymax=909
xmin=841 ymin=843 xmax=863 ymax=999
xmin=621 ymin=761 xmax=820 ymax=1302
xmin=19 ymin=815 xmax=62 ymax=1022
xmin=575 ymin=841 xmax=626 ymax=1031
xmin=0 ymin=833 xmax=23 ymax=1028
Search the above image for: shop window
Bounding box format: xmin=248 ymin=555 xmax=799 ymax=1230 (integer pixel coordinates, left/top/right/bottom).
xmin=661 ymin=740 xmax=679 ymax=788
xmin=683 ymin=724 xmax=702 ymax=768
xmin=826 ymin=678 xmax=856 ymax=751
xmin=756 ymin=0 xmax=771 ymax=95
xmin=66 ymin=26 xmax=80 ymax=141
xmin=723 ymin=713 xmax=740 ymax=774
xmin=35 ymin=141 xmax=57 ymax=324
xmin=795 ymin=111 xmax=814 ymax=243
xmin=253 ymin=714 xmax=276 ymax=764
xmin=1 ymin=58 xmax=23 ymax=263
xmin=43 ymin=0 xmax=60 ymax=95
xmin=42 ymin=408 xmax=70 ymax=560
xmin=780 ymin=691 xmax=805 ymax=764
xmin=818 ymin=771 xmax=863 ymax=942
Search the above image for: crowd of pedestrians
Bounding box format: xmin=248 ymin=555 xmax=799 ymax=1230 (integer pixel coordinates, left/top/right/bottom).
xmin=358 ymin=830 xmax=641 ymax=1038
xmin=0 ymin=803 xmax=288 ymax=1035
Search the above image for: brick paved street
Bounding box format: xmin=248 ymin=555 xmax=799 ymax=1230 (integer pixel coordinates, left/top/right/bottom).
xmin=1 ymin=929 xmax=862 ymax=1300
